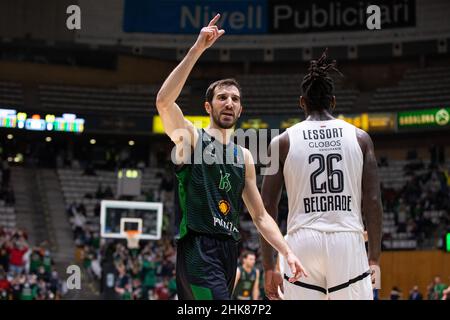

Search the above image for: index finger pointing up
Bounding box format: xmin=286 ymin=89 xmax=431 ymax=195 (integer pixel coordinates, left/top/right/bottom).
xmin=208 ymin=13 xmax=221 ymax=26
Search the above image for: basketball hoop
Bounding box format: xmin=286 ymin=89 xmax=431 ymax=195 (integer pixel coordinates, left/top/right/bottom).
xmin=125 ymin=230 xmax=141 ymax=249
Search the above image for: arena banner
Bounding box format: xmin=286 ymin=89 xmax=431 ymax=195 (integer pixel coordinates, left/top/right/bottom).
xmin=152 ymin=115 xmax=211 ymax=134
xmin=80 ymin=114 xmax=152 ymax=134
xmin=123 ymin=0 xmax=268 ymax=34
xmin=397 ymin=108 xmax=450 ymax=129
xmin=236 ymin=113 xmax=396 ymax=132
xmin=337 ymin=113 xmax=396 ymax=132
xmin=123 ymin=0 xmax=415 ymax=34
xmin=268 ymin=0 xmax=416 ymax=33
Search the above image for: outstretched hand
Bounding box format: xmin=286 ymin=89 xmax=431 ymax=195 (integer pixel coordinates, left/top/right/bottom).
xmin=193 ymin=14 xmax=225 ymax=51
xmin=285 ymin=251 xmax=308 ymax=282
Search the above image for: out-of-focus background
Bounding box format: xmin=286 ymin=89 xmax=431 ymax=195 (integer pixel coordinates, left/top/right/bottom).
xmin=0 ymin=0 xmax=448 ymax=300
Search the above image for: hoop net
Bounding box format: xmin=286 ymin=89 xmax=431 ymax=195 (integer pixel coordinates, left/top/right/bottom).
xmin=125 ymin=230 xmax=141 ymax=249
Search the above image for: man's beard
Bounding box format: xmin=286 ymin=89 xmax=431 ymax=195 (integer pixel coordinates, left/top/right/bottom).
xmin=211 ymin=107 xmax=238 ymax=129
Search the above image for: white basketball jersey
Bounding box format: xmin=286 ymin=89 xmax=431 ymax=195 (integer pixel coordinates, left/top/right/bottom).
xmin=283 ymin=119 xmax=364 ymax=234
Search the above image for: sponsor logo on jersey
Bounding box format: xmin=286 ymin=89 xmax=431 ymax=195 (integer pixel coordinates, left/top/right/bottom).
xmin=213 ymin=216 xmax=239 ymax=233
xmin=218 ymin=200 xmax=231 ymax=216
xmin=219 ymin=170 xmax=232 ymax=192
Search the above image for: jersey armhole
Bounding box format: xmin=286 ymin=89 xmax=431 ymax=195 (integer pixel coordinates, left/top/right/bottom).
xmin=354 ymin=127 xmax=365 ymax=161
xmin=282 ymin=128 xmax=293 ymax=177
xmin=174 ymin=128 xmax=203 ymax=172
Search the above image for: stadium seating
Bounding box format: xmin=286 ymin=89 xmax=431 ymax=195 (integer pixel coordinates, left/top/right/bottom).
xmin=57 ymin=167 xmax=164 ymax=234
xmin=0 ymin=82 xmax=23 ymax=108
xmin=237 ymin=74 xmax=359 ymax=115
xmin=370 ymin=66 xmax=450 ymax=111
xmin=38 ymin=84 xmax=191 ymax=115
xmin=0 ymin=203 xmax=15 ymax=229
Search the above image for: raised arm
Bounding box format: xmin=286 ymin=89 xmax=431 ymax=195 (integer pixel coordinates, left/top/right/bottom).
xmin=241 ymin=148 xmax=306 ymax=283
xmin=155 ymin=14 xmax=225 ymax=145
xmin=357 ymin=129 xmax=383 ymax=267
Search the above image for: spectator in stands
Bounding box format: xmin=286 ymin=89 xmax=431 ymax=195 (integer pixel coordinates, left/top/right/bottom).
xmin=408 ymin=285 xmax=423 ymax=300
xmin=141 ymin=253 xmax=157 ymax=300
xmin=390 ymin=286 xmax=402 ymax=300
xmin=29 ymin=248 xmax=43 ymax=274
xmin=396 ymin=199 xmax=408 ymax=233
xmin=442 ymin=285 xmax=450 ymax=300
xmin=36 ymin=265 xmax=49 ymax=282
xmin=114 ymin=263 xmax=130 ymax=299
xmin=131 ymin=278 xmax=142 ymax=300
xmin=0 ymin=268 xmax=10 ymax=300
xmin=20 ymin=282 xmax=35 ymax=300
xmin=89 ymin=254 xmax=102 ymax=280
xmin=431 ymin=276 xmax=447 ymax=300
xmin=0 ymin=246 xmax=8 ymax=273
xmin=48 ymin=270 xmax=61 ymax=297
xmin=153 ymin=278 xmax=170 ymax=300
xmin=6 ymin=236 xmax=28 ymax=275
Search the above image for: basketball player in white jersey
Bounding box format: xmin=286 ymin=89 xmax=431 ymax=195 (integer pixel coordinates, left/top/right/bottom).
xmin=260 ymin=49 xmax=382 ymax=300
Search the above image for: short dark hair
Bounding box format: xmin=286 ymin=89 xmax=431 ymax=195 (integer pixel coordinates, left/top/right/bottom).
xmin=301 ymin=48 xmax=343 ymax=112
xmin=205 ymin=78 xmax=242 ymax=104
xmin=241 ymin=250 xmax=255 ymax=261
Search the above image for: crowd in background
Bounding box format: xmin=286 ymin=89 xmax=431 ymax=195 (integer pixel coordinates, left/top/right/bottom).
xmin=107 ymin=238 xmax=177 ymax=300
xmin=380 ymin=158 xmax=449 ymax=248
xmin=0 ymin=227 xmax=64 ymax=300
xmin=0 ymin=140 xmax=449 ymax=300
xmin=390 ymin=276 xmax=450 ymax=300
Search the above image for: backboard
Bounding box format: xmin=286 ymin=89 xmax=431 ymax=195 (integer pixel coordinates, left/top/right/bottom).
xmin=100 ymin=200 xmax=163 ymax=240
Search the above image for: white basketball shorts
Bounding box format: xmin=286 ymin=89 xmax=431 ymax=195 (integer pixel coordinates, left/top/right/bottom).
xmin=281 ymin=228 xmax=373 ymax=300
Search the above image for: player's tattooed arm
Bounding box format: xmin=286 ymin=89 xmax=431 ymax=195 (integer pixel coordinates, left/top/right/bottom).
xmin=155 ymin=14 xmax=224 ymax=146
xmin=357 ymin=128 xmax=383 ymax=265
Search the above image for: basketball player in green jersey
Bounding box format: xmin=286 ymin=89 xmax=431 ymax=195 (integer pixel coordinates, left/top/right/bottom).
xmin=155 ymin=14 xmax=307 ymax=300
xmin=233 ymin=251 xmax=260 ymax=300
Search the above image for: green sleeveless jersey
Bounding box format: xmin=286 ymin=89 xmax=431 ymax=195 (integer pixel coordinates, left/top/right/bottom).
xmin=176 ymin=129 xmax=245 ymax=241
xmin=233 ymin=266 xmax=257 ymax=300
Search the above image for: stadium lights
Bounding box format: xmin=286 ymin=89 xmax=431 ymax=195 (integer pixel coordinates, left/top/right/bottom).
xmin=128 ymin=140 xmax=135 ymax=146
xmin=90 ymin=139 xmax=96 ymax=145
xmin=14 ymin=153 xmax=23 ymax=163
xmin=7 ymin=134 xmax=13 ymax=140
xmin=45 ymin=136 xmax=52 ymax=142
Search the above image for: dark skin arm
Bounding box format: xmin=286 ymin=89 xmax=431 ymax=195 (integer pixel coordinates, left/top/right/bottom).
xmin=356 ymin=128 xmax=383 ymax=265
xmin=260 ymin=128 xmax=383 ymax=299
xmin=260 ymin=132 xmax=290 ymax=299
